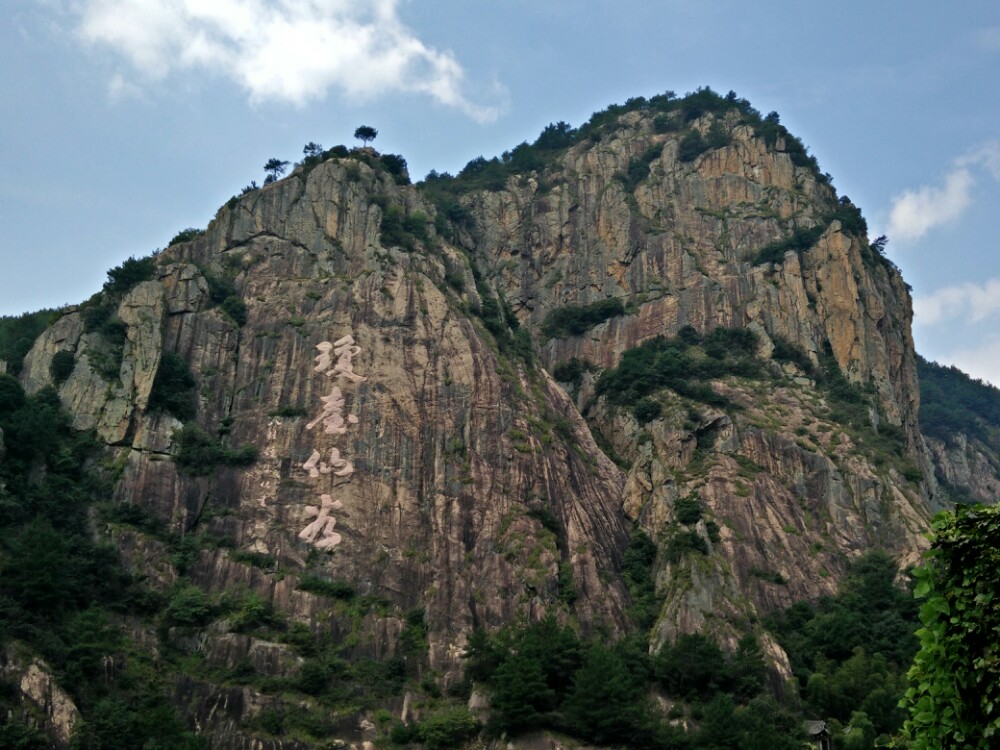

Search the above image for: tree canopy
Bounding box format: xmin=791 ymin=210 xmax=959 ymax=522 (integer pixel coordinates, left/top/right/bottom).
xmin=354 ymin=125 xmax=378 ymax=145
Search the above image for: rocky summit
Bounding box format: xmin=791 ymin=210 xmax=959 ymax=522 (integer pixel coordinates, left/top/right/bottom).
xmin=3 ymin=89 xmax=999 ymax=749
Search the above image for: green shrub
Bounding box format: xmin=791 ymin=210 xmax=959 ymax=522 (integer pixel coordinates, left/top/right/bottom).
xmin=168 ymin=227 xmax=204 ymax=247
xmin=622 ymin=528 xmax=660 ymax=630
xmin=678 ymin=130 xmax=708 ymax=161
xmin=653 ymin=113 xmax=677 ymax=133
xmin=541 ymin=298 xmax=625 ymax=338
xmin=269 ymin=404 xmax=308 ymax=418
xmin=147 ymin=351 xmax=197 ymax=421
xmin=552 ymin=357 xmax=588 ymax=387
xmin=751 ymin=225 xmax=825 ymax=265
xmin=173 ymin=423 xmax=257 ymax=475
xmin=665 ymin=529 xmax=709 ymax=562
xmin=229 ymin=550 xmax=276 ymax=570
xmin=595 ymin=327 xmax=760 ymax=408
xmin=165 ymin=585 xmax=214 ymax=626
xmin=379 ymin=153 xmax=410 ymax=184
xmin=917 ymin=354 xmax=1000 ymax=447
xmin=296 ymin=575 xmax=356 ymax=600
xmin=49 ymin=350 xmax=75 ymax=384
xmin=0 ymin=373 xmax=27 ymax=417
xmin=0 ymin=308 xmax=58 ymax=376
xmin=674 ymin=495 xmax=703 ymax=525
xmin=103 ymin=255 xmax=156 ymax=297
xmin=221 ymin=295 xmax=247 ymax=326
xmin=633 ymin=397 xmax=662 ymax=424
xmin=771 ymin=335 xmax=814 ymax=373
xmin=706 ymin=120 xmax=731 ymax=149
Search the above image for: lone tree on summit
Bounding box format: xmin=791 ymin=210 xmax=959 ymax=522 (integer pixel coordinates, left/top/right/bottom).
xmin=354 ymin=125 xmax=378 ymax=146
xmin=263 ymin=158 xmax=290 ymax=184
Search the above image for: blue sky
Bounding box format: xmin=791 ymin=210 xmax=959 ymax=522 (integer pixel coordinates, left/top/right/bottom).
xmin=3 ymin=1 xmax=1000 ymax=384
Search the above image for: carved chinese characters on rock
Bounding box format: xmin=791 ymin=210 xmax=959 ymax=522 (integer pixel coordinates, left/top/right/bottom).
xmin=298 ymin=335 xmax=366 ymax=550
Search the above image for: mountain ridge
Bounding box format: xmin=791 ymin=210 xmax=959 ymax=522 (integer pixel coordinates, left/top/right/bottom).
xmin=1 ymin=87 xmax=997 ymax=749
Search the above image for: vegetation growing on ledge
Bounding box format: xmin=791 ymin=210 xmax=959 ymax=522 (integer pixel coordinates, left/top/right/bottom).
xmin=173 ymin=423 xmax=257 ymax=475
xmin=147 ymin=351 xmax=197 ymax=421
xmin=750 ymin=197 xmax=869 ymax=266
xmin=595 ymin=325 xmax=760 ymax=409
xmin=541 ymin=297 xmax=625 ymax=338
xmin=168 ymin=227 xmax=205 ymax=247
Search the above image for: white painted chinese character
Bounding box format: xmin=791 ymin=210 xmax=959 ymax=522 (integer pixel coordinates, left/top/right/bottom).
xmin=305 ymin=387 xmax=348 ymax=435
xmin=299 ymin=494 xmax=344 ymax=548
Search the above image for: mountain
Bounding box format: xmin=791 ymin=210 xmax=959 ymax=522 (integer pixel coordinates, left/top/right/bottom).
xmin=1 ymin=88 xmax=997 ymax=749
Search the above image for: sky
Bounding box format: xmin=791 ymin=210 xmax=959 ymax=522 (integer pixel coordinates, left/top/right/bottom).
xmin=2 ymin=1 xmax=1000 ymax=385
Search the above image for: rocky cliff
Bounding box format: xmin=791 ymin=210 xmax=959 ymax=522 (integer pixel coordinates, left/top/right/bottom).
xmin=13 ymin=91 xmax=957 ymax=747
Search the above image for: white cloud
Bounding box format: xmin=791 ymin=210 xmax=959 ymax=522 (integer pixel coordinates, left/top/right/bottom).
xmin=913 ymin=277 xmax=1000 ymax=326
xmin=71 ymin=0 xmax=503 ymax=122
xmin=886 ymin=142 xmax=1000 ymax=243
xmin=944 ymin=339 xmax=1000 ymax=388
xmin=886 ymin=168 xmax=973 ymax=242
xmin=957 ymin=141 xmax=1000 ymax=179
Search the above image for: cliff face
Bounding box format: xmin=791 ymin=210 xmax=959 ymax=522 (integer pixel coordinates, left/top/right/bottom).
xmin=17 ymin=100 xmax=941 ymax=746
xmin=454 ymin=108 xmax=931 ymax=647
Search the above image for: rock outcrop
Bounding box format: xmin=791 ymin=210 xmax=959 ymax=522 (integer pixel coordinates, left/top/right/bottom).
xmin=15 ymin=96 xmax=952 ymax=746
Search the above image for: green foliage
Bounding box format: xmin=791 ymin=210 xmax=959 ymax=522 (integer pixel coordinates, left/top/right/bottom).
xmin=50 ymin=349 xmax=76 ymax=384
xmin=374 ymin=196 xmax=430 ymax=252
xmin=220 ymin=295 xmax=247 ymax=326
xmin=173 ymin=423 xmax=257 ymax=475
xmin=165 ymin=585 xmax=214 ymax=626
xmin=0 ymin=308 xmax=59 ymax=376
xmin=263 ymin=157 xmax=289 ymax=184
xmin=471 ymin=616 xmax=583 ymax=737
xmin=417 ymin=707 xmax=480 ymax=750
xmin=541 ymin=298 xmax=625 ymax=338
xmin=103 ymin=256 xmax=157 ymax=297
xmin=552 ymin=357 xmax=588 ymax=388
xmin=655 ymin=633 xmax=729 ymax=699
xmin=147 ymin=351 xmax=197 ymax=421
xmin=296 ymin=575 xmax=356 ymax=600
xmin=563 ymin=644 xmax=650 ymax=746
xmin=674 ymin=495 xmax=703 ymax=525
xmin=694 ymin=694 xmax=805 ymax=750
xmin=678 ymin=129 xmax=709 ymax=161
xmin=633 ymin=397 xmax=662 ymax=424
xmin=269 ymin=404 xmax=308 ymax=418
xmin=665 ymin=529 xmax=709 ymax=562
xmin=767 ymin=552 xmax=917 ymax=743
xmin=490 ymin=652 xmax=556 ymax=734
xmin=467 ymin=267 xmax=534 ymax=364
xmin=167 ymin=227 xmax=205 ymax=247
xmin=379 ymin=153 xmax=410 ymax=184
xmin=534 ymin=121 xmax=576 ymax=150
xmin=917 ymin=354 xmax=1000 ymax=448
xmin=897 ymin=504 xmax=1000 ymax=749
xmin=770 ymin=335 xmax=814 ymax=373
xmin=618 ymin=144 xmax=664 ymax=191
xmin=354 ymin=125 xmax=378 ymax=145
xmin=595 ymin=325 xmax=759 ymax=409
xmin=622 ymin=528 xmax=660 ymax=631
xmin=752 ymin=225 xmax=825 ymax=265
xmin=0 ymin=379 xmax=197 ymax=745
